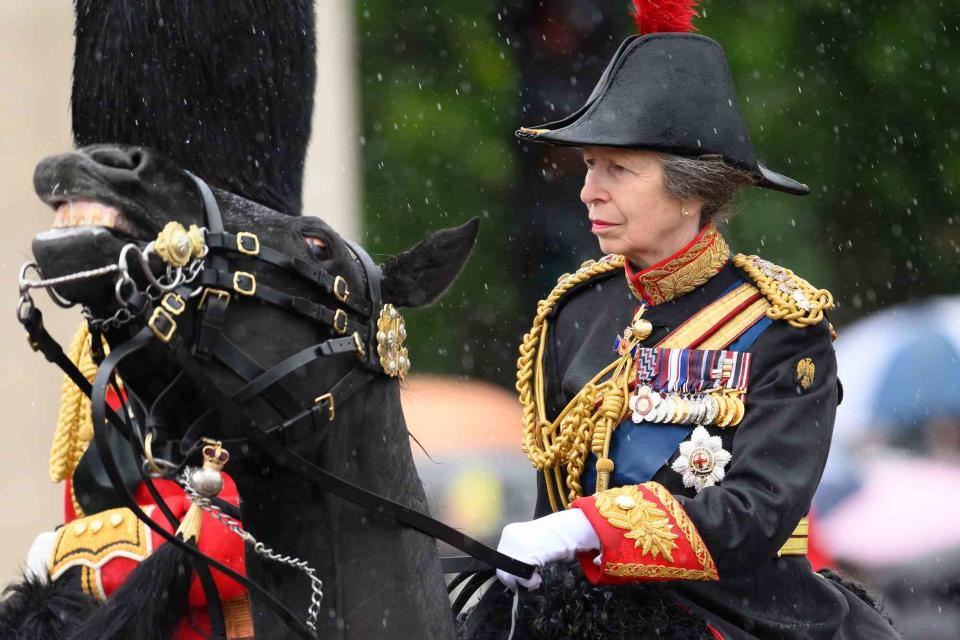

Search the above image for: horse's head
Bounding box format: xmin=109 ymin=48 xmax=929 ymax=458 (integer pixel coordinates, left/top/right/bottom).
xmin=30 ymin=143 xmax=479 ymax=445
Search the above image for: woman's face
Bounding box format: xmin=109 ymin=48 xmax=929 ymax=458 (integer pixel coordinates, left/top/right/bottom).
xmin=580 ymin=146 xmax=701 ymax=266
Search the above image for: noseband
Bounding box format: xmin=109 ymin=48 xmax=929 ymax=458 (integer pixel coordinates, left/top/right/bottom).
xmin=18 ymin=172 xmax=533 ymax=639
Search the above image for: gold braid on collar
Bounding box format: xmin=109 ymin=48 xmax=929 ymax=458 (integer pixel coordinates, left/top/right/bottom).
xmin=625 ymin=224 xmax=729 ymax=305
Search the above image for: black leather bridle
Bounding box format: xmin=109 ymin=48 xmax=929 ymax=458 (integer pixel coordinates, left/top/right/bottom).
xmin=19 ymin=173 xmax=533 ymax=639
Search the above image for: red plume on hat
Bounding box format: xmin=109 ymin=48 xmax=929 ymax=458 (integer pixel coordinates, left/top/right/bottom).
xmin=631 ymin=0 xmax=699 ymax=34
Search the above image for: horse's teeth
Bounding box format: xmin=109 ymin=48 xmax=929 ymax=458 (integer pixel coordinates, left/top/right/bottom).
xmin=53 ymin=201 xmax=120 ymax=230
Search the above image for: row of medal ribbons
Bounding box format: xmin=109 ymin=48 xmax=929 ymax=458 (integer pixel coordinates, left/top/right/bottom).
xmin=627 ymin=347 xmax=752 ymax=428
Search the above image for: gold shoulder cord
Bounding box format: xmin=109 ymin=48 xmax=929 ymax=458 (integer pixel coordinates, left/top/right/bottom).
xmin=732 ymin=254 xmax=834 ymax=329
xmin=517 ymin=256 xmax=641 ymax=511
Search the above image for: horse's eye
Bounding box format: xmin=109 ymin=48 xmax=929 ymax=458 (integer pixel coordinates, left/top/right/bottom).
xmin=303 ymin=235 xmax=330 ymax=260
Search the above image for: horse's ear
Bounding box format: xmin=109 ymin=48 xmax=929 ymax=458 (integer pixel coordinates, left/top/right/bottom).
xmin=381 ymin=218 xmax=480 ymax=308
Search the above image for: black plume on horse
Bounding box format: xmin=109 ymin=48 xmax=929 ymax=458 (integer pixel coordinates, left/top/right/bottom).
xmin=72 ymin=0 xmax=316 ymax=215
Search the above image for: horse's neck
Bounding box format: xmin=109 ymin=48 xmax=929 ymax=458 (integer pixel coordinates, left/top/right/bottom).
xmin=238 ymin=378 xmax=455 ymax=640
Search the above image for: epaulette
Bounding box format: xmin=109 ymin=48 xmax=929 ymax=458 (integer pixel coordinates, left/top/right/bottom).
xmin=543 ymin=254 xmax=624 ymax=318
xmin=732 ymin=254 xmax=834 ymax=330
xmin=49 ymin=506 xmax=153 ymax=600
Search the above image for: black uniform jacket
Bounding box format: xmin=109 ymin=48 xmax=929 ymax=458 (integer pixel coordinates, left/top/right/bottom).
xmin=533 ymin=254 xmax=901 ymax=640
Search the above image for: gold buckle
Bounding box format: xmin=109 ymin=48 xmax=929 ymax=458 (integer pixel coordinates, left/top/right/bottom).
xmin=352 ymin=332 xmax=366 ymax=358
xmin=333 ymin=309 xmax=348 ymax=335
xmin=233 ymin=271 xmax=256 ymax=296
xmin=333 ymin=275 xmax=349 ymax=303
xmin=314 ymin=393 xmax=335 ymax=421
xmin=148 ymin=307 xmax=177 ymax=343
xmin=161 ymin=292 xmax=186 ymax=316
xmin=236 ymin=231 xmax=260 ymax=256
xmin=198 ymin=288 xmax=231 ymax=310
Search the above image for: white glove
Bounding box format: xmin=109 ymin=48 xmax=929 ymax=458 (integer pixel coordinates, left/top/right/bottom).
xmin=25 ymin=531 xmax=57 ymax=582
xmin=495 ymin=508 xmax=600 ymax=592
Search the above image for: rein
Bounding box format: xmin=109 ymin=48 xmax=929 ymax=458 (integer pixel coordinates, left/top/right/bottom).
xmin=18 ymin=173 xmax=533 ymax=638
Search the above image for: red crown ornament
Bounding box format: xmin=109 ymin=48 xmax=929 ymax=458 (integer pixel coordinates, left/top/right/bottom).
xmin=631 ymin=0 xmax=699 ymax=35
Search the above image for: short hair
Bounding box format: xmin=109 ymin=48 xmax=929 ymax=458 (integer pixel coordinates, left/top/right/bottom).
xmin=659 ymin=154 xmax=759 ymax=226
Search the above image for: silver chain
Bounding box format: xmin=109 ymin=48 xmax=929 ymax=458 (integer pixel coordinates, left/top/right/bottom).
xmin=180 ymin=469 xmax=323 ymax=636
xmin=82 ymin=305 xmax=134 ymax=332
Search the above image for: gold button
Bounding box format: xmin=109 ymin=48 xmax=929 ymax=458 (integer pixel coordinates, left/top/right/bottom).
xmin=90 ymin=519 xmax=103 ymax=533
xmin=614 ymin=495 xmax=636 ymax=510
xmin=109 ymin=513 xmax=124 ymax=527
xmin=72 ymin=522 xmax=86 ymax=535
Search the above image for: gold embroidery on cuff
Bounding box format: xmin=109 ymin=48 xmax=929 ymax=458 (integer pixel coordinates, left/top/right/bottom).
xmin=595 ymin=486 xmax=679 ymax=561
xmin=604 ymin=563 xmax=720 ymax=580
xmin=597 ymin=483 xmax=719 ymax=581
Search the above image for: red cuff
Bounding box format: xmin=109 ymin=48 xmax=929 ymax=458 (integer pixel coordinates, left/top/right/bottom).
xmin=571 ymin=482 xmax=718 ymax=585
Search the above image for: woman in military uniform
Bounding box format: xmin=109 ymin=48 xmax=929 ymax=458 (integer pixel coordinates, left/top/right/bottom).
xmin=494 ymin=4 xmax=901 ymax=639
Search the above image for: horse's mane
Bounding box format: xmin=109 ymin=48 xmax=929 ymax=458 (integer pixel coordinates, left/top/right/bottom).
xmin=72 ymin=0 xmax=316 ymax=215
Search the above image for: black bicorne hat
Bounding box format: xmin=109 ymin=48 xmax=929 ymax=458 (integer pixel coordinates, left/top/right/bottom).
xmin=517 ymin=33 xmax=809 ymax=196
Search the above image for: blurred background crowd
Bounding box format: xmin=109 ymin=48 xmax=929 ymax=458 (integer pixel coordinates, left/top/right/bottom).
xmin=1 ymin=2 xmax=957 ymax=638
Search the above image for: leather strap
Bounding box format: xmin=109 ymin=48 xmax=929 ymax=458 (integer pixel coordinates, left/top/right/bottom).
xmin=209 ymin=335 xmax=303 ymax=417
xmin=195 ymin=288 xmax=230 ymax=357
xmin=230 ymin=337 xmax=359 ymax=406
xmin=263 ymin=367 xmax=375 ymax=445
xmin=344 ymin=239 xmax=383 ymax=370
xmin=199 ymin=269 xmax=370 ymax=341
xmin=171 ymin=343 xmax=536 ymax=580
xmin=206 ymin=231 xmax=371 ymax=316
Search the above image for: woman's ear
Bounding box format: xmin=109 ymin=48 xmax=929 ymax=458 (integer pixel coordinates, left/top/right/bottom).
xmin=380 ymin=218 xmax=479 ymax=308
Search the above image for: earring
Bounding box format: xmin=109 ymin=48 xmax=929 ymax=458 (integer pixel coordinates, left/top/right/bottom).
xmin=682 ymin=209 xmax=690 ymax=217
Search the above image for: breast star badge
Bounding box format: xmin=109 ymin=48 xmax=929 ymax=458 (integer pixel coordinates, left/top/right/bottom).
xmin=671 ymin=426 xmax=732 ymax=493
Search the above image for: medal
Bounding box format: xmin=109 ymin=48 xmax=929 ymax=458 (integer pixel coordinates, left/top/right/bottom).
xmin=702 ymin=394 xmax=719 ymax=425
xmin=711 ymin=392 xmax=727 ymax=427
xmin=691 ymin=396 xmax=706 ymax=425
xmin=728 ymin=394 xmax=745 ymax=426
xmin=663 ymin=396 xmax=677 ymax=423
xmin=718 ymin=395 xmax=736 ymax=428
xmin=653 ymin=394 xmax=669 ymax=423
xmin=672 ymin=397 xmax=686 ymax=424
xmin=629 ymin=385 xmax=656 ymax=423
xmin=671 ymin=426 xmax=733 ymax=493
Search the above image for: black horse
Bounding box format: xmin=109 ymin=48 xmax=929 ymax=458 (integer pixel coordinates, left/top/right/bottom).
xmin=20 ymin=143 xmax=477 ymax=639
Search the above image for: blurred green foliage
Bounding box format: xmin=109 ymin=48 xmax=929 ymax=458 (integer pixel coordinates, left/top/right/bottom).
xmin=355 ymin=2 xmax=523 ymax=381
xmin=356 ymin=0 xmax=959 ymax=384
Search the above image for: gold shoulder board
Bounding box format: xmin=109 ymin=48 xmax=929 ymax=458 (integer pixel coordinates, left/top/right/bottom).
xmin=732 ymin=254 xmax=833 ymax=329
xmin=49 ymin=506 xmax=153 ymax=595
